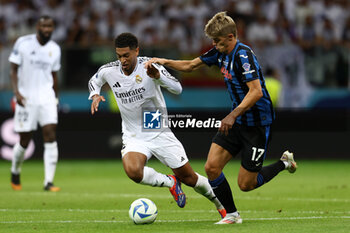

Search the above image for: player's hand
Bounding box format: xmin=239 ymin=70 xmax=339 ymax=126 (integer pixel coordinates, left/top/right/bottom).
xmin=147 ymin=64 xmax=160 ymax=79
xmin=15 ymin=92 xmax=26 ymax=107
xmin=219 ymin=113 xmax=236 ymax=136
xmin=144 ymin=58 xmax=166 ymax=70
xmin=91 ymin=94 xmax=105 ymax=115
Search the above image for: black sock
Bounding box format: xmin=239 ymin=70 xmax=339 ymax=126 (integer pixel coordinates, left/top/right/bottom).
xmin=256 ymin=160 xmax=285 ymax=188
xmin=209 ymin=172 xmax=237 ymax=213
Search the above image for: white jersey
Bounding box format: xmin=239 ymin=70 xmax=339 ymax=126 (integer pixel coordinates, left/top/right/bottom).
xmin=8 ymin=34 xmax=61 ymax=105
xmin=88 ymin=57 xmax=182 ymax=141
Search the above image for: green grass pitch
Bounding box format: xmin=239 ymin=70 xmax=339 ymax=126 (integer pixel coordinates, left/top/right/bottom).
xmin=0 ymin=159 xmax=349 ymax=233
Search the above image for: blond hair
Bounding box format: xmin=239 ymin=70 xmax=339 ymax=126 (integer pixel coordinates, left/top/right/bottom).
xmin=204 ymin=12 xmax=237 ymax=39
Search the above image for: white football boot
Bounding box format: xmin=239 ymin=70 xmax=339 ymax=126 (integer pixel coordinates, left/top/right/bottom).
xmin=215 ymin=212 xmax=242 ymax=224
xmin=280 ymin=150 xmax=297 ymax=173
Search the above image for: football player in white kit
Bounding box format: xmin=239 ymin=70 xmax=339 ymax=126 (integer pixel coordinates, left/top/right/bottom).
xmin=89 ymin=33 xmax=226 ymax=219
xmin=9 ymin=16 xmax=61 ymax=192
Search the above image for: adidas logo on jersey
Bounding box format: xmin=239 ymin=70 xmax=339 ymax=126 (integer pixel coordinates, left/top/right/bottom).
xmin=113 ymin=82 xmax=121 ymax=88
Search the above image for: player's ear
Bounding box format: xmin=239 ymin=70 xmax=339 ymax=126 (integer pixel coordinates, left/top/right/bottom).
xmin=227 ymin=34 xmax=234 ymax=41
xmin=135 ymin=47 xmax=139 ymax=55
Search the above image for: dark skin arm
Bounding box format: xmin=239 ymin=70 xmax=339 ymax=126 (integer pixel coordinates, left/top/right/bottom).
xmin=52 ymin=71 xmax=59 ymax=99
xmin=146 ymin=64 xmax=160 ymax=79
xmin=10 ymin=63 xmax=25 ymax=106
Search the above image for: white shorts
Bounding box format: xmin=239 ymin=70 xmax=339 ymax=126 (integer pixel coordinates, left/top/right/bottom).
xmin=121 ymin=132 xmax=189 ymax=169
xmin=14 ymin=102 xmax=58 ymax=132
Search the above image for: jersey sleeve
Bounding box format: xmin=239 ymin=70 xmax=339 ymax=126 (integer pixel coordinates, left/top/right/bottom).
xmin=236 ymin=49 xmax=259 ymax=82
xmin=152 ymin=63 xmax=182 ymax=95
xmin=88 ymin=68 xmax=107 ymax=100
xmin=199 ymin=47 xmax=220 ymax=67
xmin=8 ymin=37 xmax=23 ymax=65
xmin=52 ymin=46 xmax=61 ymax=72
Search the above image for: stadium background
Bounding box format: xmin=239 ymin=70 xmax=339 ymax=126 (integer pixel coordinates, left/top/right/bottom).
xmin=0 ymin=0 xmax=350 ymax=160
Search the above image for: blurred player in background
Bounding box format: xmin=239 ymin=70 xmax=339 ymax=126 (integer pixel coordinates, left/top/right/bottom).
xmin=9 ymin=15 xmax=61 ymax=192
xmin=145 ymin=12 xmax=297 ymax=224
xmin=88 ymin=33 xmax=226 ymax=219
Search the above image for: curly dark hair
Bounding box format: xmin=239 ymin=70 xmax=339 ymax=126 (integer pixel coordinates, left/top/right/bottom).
xmin=114 ymin=33 xmax=138 ymax=49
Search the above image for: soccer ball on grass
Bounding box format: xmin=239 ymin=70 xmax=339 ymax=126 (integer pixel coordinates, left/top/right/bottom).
xmin=129 ymin=198 xmax=158 ymax=224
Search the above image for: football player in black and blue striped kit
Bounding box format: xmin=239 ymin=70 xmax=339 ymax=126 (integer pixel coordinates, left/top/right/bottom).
xmin=145 ymin=12 xmax=297 ymax=224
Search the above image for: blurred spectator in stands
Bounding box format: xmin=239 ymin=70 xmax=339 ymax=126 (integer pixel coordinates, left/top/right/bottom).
xmin=274 ymin=14 xmax=297 ymax=44
xmin=261 ymin=0 xmax=279 ymax=23
xmin=65 ymin=17 xmax=85 ymax=46
xmin=247 ymin=13 xmax=277 ymax=48
xmin=294 ymin=0 xmax=313 ymax=29
xmin=342 ymin=16 xmax=350 ymax=48
xmin=184 ymin=0 xmax=210 ymax=31
xmin=319 ymin=17 xmax=339 ymax=87
xmin=0 ymin=0 xmax=349 ymax=95
xmin=112 ymin=7 xmax=128 ymax=39
xmin=161 ymin=17 xmax=186 ymax=51
xmin=321 ymin=0 xmax=348 ymax=40
xmin=182 ymin=15 xmax=202 ymax=54
xmin=0 ymin=15 xmax=11 ymax=89
xmin=297 ymin=15 xmax=322 ymax=87
xmin=98 ymin=8 xmax=116 ymax=42
xmin=0 ymin=0 xmax=17 ymax=28
xmin=0 ymin=17 xmax=8 ymax=48
xmin=80 ymin=11 xmax=104 ymax=46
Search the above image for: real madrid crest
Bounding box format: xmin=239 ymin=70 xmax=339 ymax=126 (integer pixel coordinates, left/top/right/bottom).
xmin=135 ymin=75 xmax=142 ymax=84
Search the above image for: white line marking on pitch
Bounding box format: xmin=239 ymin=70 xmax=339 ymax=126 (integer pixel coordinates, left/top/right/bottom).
xmin=8 ymin=192 xmax=350 ymax=203
xmin=1 ymin=209 xmax=350 ymax=215
xmin=0 ymin=216 xmax=349 ymax=224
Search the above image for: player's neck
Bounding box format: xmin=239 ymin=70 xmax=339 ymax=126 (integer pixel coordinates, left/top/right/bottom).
xmin=36 ymin=34 xmax=48 ymax=46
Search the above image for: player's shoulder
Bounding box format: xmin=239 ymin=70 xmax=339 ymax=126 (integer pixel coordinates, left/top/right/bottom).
xmin=138 ymin=56 xmax=165 ymax=70
xmin=138 ymin=56 xmax=151 ymax=65
xmin=235 ymin=41 xmax=255 ymax=57
xmin=97 ymin=60 xmax=120 ymax=74
xmin=14 ymin=34 xmax=35 ymax=47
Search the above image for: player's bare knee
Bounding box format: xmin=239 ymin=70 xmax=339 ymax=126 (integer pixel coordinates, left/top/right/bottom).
xmin=238 ymin=181 xmax=255 ymax=192
xmin=19 ymin=138 xmax=30 ymax=148
xmin=205 ymin=163 xmax=220 ymax=180
xmin=126 ymin=169 xmax=143 ymax=183
xmin=123 ymin=165 xmax=143 ymax=183
xmin=43 ymin=132 xmax=56 ymax=143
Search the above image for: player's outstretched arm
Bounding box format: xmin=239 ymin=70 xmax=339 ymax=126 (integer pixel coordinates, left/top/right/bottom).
xmin=90 ymin=94 xmax=105 ymax=115
xmin=144 ymin=57 xmax=204 ymax=72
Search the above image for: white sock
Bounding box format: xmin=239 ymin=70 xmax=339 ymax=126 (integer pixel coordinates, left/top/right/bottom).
xmin=141 ymin=166 xmax=174 ymax=188
xmin=44 ymin=141 xmax=58 ymax=185
xmin=11 ymin=143 xmax=26 ymax=174
xmin=283 ymin=161 xmax=289 ymax=168
xmin=193 ymin=173 xmax=223 ymax=209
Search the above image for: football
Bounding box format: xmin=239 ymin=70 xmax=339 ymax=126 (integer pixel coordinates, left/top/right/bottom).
xmin=129 ymin=198 xmax=158 ymax=224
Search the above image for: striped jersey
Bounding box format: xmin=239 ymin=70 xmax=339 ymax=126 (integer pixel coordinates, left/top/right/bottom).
xmin=200 ymin=40 xmax=274 ymax=126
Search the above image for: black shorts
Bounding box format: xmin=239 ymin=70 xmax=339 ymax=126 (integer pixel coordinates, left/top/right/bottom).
xmin=212 ymin=124 xmax=271 ymax=172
